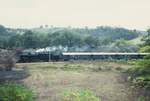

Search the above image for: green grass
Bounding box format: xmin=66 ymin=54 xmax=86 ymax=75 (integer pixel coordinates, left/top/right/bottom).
xmin=62 ymin=64 xmax=82 ymax=70
xmin=0 ymin=83 xmax=35 ymax=101
xmin=62 ymin=89 xmax=100 ymax=101
xmin=128 ymin=36 xmax=143 ymax=45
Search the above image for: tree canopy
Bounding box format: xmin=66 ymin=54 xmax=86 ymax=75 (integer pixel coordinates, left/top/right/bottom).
xmin=0 ymin=25 xmax=143 ymax=52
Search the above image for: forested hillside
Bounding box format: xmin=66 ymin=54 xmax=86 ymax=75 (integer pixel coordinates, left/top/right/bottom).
xmin=0 ymin=25 xmax=146 ymax=52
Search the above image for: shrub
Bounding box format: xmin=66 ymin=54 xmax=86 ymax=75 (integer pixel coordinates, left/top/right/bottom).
xmin=0 ymin=50 xmax=16 ymax=71
xmin=137 ymin=96 xmax=146 ymax=101
xmin=62 ymin=64 xmax=81 ymax=70
xmin=128 ymin=60 xmax=150 ymax=75
xmin=139 ymin=46 xmax=150 ymax=53
xmin=0 ymin=83 xmax=35 ymax=101
xmin=127 ymin=59 xmax=150 ymax=88
xmin=62 ymin=89 xmax=101 ymax=101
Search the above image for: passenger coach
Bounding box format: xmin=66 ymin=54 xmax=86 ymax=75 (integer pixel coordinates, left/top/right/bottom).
xmin=18 ymin=51 xmax=150 ymax=62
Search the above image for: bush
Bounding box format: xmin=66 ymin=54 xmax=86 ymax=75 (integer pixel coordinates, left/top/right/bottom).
xmin=0 ymin=50 xmax=16 ymax=71
xmin=128 ymin=60 xmax=150 ymax=75
xmin=139 ymin=46 xmax=150 ymax=53
xmin=62 ymin=64 xmax=81 ymax=70
xmin=62 ymin=89 xmax=101 ymax=101
xmin=0 ymin=83 xmax=35 ymax=101
xmin=127 ymin=59 xmax=150 ymax=88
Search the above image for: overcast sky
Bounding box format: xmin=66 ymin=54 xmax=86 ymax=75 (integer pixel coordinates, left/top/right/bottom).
xmin=0 ymin=0 xmax=150 ymax=30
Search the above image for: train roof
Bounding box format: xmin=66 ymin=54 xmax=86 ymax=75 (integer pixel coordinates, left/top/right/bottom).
xmin=62 ymin=52 xmax=150 ymax=56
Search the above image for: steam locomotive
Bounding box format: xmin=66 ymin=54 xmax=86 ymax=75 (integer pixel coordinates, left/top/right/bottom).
xmin=18 ymin=50 xmax=149 ymax=63
xmin=18 ymin=50 xmax=63 ymax=62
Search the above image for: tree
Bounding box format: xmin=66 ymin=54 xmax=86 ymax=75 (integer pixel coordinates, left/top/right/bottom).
xmin=0 ymin=25 xmax=6 ymax=35
xmin=142 ymin=29 xmax=150 ymax=46
xmin=47 ymin=30 xmax=83 ymax=48
xmin=8 ymin=34 xmax=23 ymax=48
xmin=84 ymin=35 xmax=100 ymax=48
xmin=140 ymin=29 xmax=150 ymax=52
xmin=22 ymin=31 xmax=39 ymax=49
xmin=0 ymin=25 xmax=141 ymax=52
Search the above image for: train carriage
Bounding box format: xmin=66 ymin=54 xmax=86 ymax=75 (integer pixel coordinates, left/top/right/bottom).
xmin=18 ymin=51 xmax=150 ymax=63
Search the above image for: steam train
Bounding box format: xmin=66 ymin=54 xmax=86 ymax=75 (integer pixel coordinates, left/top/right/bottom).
xmin=18 ymin=50 xmax=150 ymax=63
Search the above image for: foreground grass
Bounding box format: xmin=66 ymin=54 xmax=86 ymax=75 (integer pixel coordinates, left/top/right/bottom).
xmin=1 ymin=61 xmax=149 ymax=101
xmin=0 ymin=83 xmax=35 ymax=101
xmin=62 ymin=89 xmax=100 ymax=101
xmin=15 ymin=61 xmax=142 ymax=101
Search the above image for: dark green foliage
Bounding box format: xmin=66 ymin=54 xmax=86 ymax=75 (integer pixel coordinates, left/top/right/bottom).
xmin=0 ymin=25 xmax=141 ymax=52
xmin=0 ymin=25 xmax=7 ymax=36
xmin=22 ymin=31 xmax=39 ymax=48
xmin=8 ymin=34 xmax=23 ymax=48
xmin=0 ymin=25 xmax=17 ymax=49
xmin=128 ymin=29 xmax=150 ymax=89
xmin=128 ymin=60 xmax=150 ymax=88
xmin=47 ymin=30 xmax=83 ymax=47
xmin=91 ymin=27 xmax=139 ymax=40
xmin=0 ymin=83 xmax=35 ymax=101
xmin=84 ymin=35 xmax=101 ymax=48
xmin=142 ymin=29 xmax=150 ymax=46
xmin=128 ymin=60 xmax=150 ymax=75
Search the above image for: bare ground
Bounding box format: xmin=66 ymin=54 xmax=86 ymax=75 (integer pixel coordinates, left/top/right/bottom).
xmin=0 ymin=61 xmax=146 ymax=101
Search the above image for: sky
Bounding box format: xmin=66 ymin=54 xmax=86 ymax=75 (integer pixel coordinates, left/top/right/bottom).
xmin=0 ymin=0 xmax=150 ymax=30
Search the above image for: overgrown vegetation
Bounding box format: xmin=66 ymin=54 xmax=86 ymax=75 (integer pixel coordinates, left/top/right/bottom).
xmin=128 ymin=29 xmax=150 ymax=89
xmin=0 ymin=83 xmax=35 ymax=101
xmin=62 ymin=89 xmax=100 ymax=101
xmin=128 ymin=60 xmax=150 ymax=88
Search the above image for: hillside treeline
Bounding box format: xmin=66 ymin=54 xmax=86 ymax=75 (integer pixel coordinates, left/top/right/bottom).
xmin=0 ymin=25 xmax=142 ymax=52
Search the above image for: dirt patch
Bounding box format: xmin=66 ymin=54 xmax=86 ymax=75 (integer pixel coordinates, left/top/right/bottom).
xmin=3 ymin=61 xmax=148 ymax=101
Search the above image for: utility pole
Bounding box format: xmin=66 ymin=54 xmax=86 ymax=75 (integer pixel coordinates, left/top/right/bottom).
xmin=49 ymin=50 xmax=51 ymax=62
